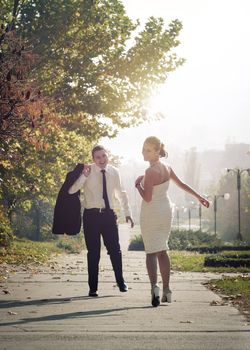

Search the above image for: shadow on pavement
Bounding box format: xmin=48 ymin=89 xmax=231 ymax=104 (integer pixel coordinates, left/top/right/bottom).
xmin=0 ymin=295 xmax=119 ymax=309
xmin=0 ymin=305 xmax=152 ymax=327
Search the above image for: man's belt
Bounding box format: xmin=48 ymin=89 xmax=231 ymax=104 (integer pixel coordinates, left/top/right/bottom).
xmin=84 ymin=208 xmax=113 ymax=213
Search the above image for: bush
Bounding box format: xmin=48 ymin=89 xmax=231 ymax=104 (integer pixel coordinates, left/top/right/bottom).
xmin=168 ymin=230 xmax=221 ymax=250
xmin=204 ymin=252 xmax=250 ymax=267
xmin=188 ymin=245 xmax=250 ymax=254
xmin=128 ymin=234 xmax=144 ymax=251
xmin=128 ymin=229 xmax=220 ymax=251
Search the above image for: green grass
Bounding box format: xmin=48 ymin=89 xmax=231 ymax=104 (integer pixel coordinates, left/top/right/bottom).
xmin=170 ymin=251 xmax=205 ymax=271
xmin=169 ymin=250 xmax=250 ymax=272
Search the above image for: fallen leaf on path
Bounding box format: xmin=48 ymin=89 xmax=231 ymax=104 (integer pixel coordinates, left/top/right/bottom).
xmin=8 ymin=311 xmax=17 ymax=315
xmin=180 ymin=320 xmax=193 ymax=323
xmin=210 ymin=300 xmax=228 ymax=306
xmin=2 ymin=290 xmax=10 ymax=294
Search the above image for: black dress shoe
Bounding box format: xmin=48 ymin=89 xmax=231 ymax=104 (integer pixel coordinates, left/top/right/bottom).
xmin=88 ymin=290 xmax=98 ymax=297
xmin=118 ymin=282 xmax=128 ymax=292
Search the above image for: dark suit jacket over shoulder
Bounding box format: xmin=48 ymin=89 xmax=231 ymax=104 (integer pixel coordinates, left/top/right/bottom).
xmin=52 ymin=163 xmax=84 ymax=235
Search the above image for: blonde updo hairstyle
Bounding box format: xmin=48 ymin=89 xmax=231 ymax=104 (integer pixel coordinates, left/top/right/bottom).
xmin=144 ymin=136 xmax=168 ymax=158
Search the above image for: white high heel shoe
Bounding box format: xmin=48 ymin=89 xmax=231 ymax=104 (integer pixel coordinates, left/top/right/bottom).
xmin=161 ymin=288 xmax=172 ymax=303
xmin=151 ymin=284 xmax=160 ymax=307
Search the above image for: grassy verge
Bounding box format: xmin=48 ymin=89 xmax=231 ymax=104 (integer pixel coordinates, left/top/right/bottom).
xmin=169 ymin=250 xmax=250 ymax=273
xmin=0 ymin=240 xmax=60 ymax=266
xmin=0 ymin=235 xmax=85 ymax=281
xmin=206 ymin=276 xmax=250 ymax=321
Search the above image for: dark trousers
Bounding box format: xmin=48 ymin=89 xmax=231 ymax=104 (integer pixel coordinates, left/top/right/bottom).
xmin=83 ymin=209 xmax=124 ymax=291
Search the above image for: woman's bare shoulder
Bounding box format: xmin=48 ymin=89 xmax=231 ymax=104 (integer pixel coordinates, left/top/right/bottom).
xmin=145 ymin=166 xmax=159 ymax=179
xmin=145 ymin=166 xmax=155 ymax=175
xmin=161 ymin=162 xmax=171 ymax=175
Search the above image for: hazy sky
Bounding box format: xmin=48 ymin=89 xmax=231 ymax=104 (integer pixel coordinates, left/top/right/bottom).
xmin=102 ymin=0 xmax=250 ymax=162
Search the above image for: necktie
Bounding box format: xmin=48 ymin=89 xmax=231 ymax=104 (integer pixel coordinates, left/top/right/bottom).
xmin=101 ymin=169 xmax=110 ymax=209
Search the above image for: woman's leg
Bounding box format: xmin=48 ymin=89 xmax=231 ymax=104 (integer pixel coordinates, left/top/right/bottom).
xmin=146 ymin=252 xmax=160 ymax=306
xmin=157 ymin=250 xmax=171 ymax=290
xmin=146 ymin=253 xmax=158 ymax=286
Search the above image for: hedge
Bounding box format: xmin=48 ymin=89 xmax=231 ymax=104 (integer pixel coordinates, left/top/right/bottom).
xmin=187 ymin=246 xmax=250 ymax=254
xmin=204 ymin=254 xmax=250 ymax=267
xmin=128 ymin=229 xmax=220 ymax=251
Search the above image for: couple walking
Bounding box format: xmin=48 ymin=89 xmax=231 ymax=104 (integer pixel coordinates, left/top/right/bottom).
xmin=68 ymin=137 xmax=209 ymax=307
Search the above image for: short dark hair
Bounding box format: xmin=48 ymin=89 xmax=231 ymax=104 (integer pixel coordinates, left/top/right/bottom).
xmin=92 ymin=145 xmax=107 ymax=158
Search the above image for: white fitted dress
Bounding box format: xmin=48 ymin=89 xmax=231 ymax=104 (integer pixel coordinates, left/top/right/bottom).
xmin=140 ymin=180 xmax=173 ymax=254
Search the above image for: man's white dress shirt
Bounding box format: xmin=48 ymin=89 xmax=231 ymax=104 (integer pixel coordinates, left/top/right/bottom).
xmin=68 ymin=163 xmax=131 ymax=217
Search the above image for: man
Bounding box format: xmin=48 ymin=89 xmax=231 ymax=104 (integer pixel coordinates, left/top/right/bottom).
xmin=69 ymin=145 xmax=134 ymax=297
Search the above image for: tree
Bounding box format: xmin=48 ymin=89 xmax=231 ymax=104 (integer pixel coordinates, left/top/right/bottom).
xmin=0 ymin=123 xmax=93 ymax=240
xmin=1 ymin=0 xmax=184 ymax=137
xmin=0 ymin=25 xmax=45 ymax=157
xmin=0 ymin=0 xmax=185 ymax=240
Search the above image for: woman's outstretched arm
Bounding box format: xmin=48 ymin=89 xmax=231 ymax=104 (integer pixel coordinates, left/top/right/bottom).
xmin=170 ymin=167 xmax=209 ymax=208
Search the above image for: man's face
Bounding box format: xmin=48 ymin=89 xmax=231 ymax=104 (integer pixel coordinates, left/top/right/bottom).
xmin=93 ymin=149 xmax=108 ymax=169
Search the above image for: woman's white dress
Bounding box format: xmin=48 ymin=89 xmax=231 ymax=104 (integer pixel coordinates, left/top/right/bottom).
xmin=140 ymin=180 xmax=173 ymax=254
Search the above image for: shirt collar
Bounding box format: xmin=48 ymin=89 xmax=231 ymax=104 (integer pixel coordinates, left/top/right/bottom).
xmin=93 ymin=163 xmax=110 ymax=173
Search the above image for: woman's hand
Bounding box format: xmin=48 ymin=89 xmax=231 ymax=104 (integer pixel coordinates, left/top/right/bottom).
xmin=135 ymin=175 xmax=143 ymax=188
xmin=198 ymin=195 xmax=210 ymax=208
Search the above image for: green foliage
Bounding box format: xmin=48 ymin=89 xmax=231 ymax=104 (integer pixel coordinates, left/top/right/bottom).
xmin=0 ymin=22 xmax=45 ymax=146
xmin=128 ymin=234 xmax=145 ymax=251
xmin=0 ymin=0 xmax=184 ymax=242
xmin=168 ymin=229 xmax=221 ymax=250
xmin=0 ymin=126 xmax=93 ymax=241
xmin=128 ymin=229 xmax=221 ymax=251
xmin=187 ymin=244 xmax=250 ymax=253
xmin=0 ymin=206 xmax=13 ymax=247
xmin=4 ymin=0 xmax=184 ymax=135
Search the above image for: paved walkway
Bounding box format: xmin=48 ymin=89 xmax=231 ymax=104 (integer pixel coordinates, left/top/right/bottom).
xmin=0 ymin=225 xmax=250 ymax=349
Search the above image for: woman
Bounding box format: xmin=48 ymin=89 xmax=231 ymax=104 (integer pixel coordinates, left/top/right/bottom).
xmin=135 ymin=136 xmax=209 ymax=307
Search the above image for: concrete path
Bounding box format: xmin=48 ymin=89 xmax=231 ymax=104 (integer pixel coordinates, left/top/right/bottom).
xmin=0 ymin=225 xmax=250 ymax=350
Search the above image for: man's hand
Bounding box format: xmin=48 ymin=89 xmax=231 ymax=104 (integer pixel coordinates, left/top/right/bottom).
xmin=83 ymin=164 xmax=91 ymax=177
xmin=126 ymin=216 xmax=134 ymax=228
